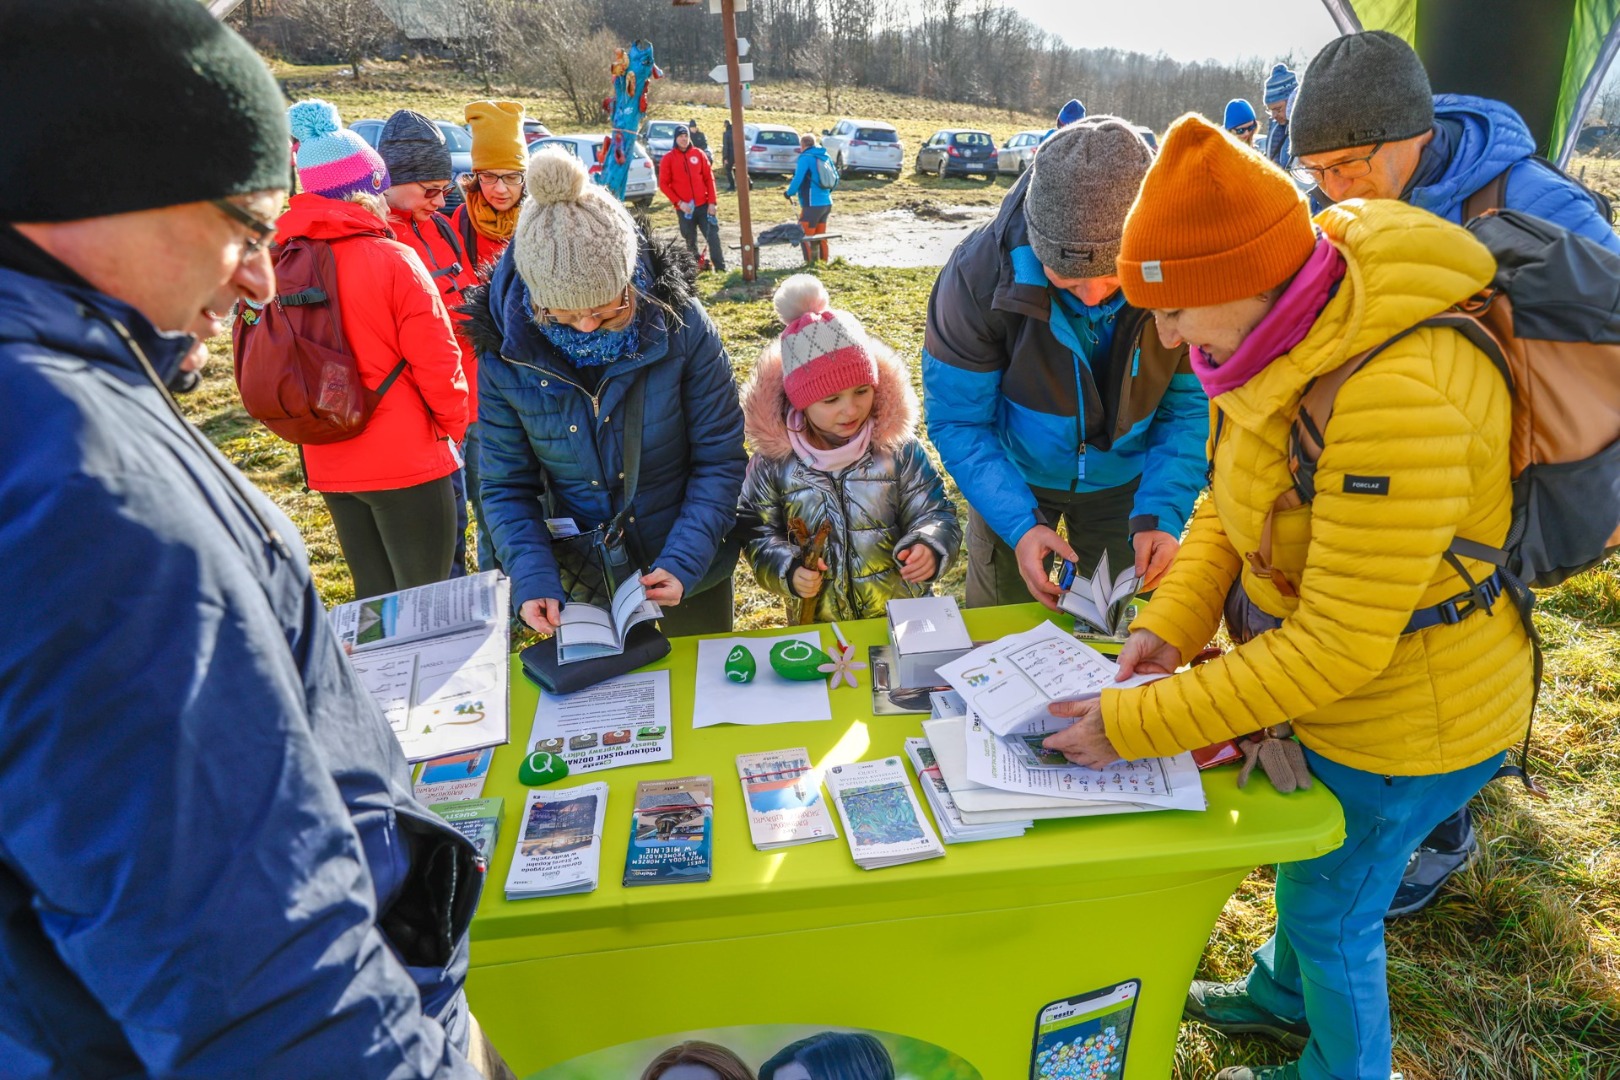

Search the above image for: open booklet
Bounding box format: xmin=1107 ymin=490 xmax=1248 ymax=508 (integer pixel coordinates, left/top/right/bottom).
xmin=556 ymin=573 xmax=663 ymax=665
xmin=1057 ymin=551 xmax=1140 ymax=638
xmin=331 ymin=570 xmax=504 ymax=654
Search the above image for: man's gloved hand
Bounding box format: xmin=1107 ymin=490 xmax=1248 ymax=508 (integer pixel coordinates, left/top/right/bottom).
xmin=1235 ymin=723 xmax=1313 ymax=794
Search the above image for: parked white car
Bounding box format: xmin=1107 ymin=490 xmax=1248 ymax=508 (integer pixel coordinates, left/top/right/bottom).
xmin=743 ymin=123 xmax=804 ymax=178
xmin=528 ymin=135 xmax=658 ymax=208
xmin=820 ymin=119 xmax=904 ymax=179
xmin=998 ymin=129 xmax=1046 ymax=175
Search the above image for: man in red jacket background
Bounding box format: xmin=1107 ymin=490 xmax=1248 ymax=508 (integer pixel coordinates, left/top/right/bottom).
xmin=658 ymin=124 xmax=727 ymax=272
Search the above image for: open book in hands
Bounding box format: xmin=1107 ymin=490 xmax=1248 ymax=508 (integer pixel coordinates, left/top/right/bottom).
xmin=556 ymin=573 xmax=662 ymax=664
xmin=1057 ymin=551 xmax=1140 ymax=638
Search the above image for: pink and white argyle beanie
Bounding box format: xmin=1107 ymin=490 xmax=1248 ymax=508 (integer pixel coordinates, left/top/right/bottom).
xmin=773 ymin=274 xmax=879 ymax=410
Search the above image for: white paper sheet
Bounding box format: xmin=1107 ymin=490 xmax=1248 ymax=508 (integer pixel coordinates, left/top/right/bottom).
xmin=962 ymin=714 xmax=1206 ymax=811
xmin=692 ymin=633 xmax=834 ymax=728
xmin=528 ymin=669 xmax=673 ymax=774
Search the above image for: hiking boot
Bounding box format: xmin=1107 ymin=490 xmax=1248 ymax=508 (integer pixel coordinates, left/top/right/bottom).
xmin=1185 ymin=977 xmax=1310 ymax=1050
xmin=1386 ymin=829 xmax=1479 ymax=919
xmin=1214 ymin=1065 xmax=1300 ymax=1080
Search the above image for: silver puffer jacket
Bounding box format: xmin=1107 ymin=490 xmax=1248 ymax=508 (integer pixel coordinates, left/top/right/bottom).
xmin=739 ymin=337 xmax=962 ymax=623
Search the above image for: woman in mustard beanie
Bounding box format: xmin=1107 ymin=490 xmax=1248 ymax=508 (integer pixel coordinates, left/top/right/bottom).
xmin=452 ymin=99 xmax=529 ymax=279
xmin=1043 ymin=114 xmax=1532 ymax=1080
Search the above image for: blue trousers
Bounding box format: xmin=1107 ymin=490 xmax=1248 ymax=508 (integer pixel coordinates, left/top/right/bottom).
xmin=1246 ymin=747 xmax=1505 ymax=1080
xmin=462 ymin=422 xmax=495 ymax=573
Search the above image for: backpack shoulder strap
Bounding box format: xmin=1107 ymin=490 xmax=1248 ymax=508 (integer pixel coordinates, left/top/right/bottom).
xmin=1464 ymin=166 xmax=1512 ymax=221
xmin=456 ymin=209 xmax=480 ymax=271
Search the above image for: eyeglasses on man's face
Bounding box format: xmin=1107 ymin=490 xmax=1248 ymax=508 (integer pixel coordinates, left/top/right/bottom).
xmin=210 ymin=198 xmax=276 ymax=260
xmin=1292 ymin=142 xmax=1385 ymax=186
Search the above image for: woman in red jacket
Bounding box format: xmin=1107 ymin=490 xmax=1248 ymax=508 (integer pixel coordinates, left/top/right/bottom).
xmin=283 ymin=100 xmax=469 ymax=600
xmin=658 ymin=125 xmax=726 ymax=272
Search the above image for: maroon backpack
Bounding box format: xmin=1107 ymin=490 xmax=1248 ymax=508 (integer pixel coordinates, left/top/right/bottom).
xmin=232 ymin=236 xmax=405 ymax=444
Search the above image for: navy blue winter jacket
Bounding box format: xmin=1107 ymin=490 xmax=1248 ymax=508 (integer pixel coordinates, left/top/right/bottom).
xmin=467 ymin=240 xmax=746 ymax=606
xmin=0 ymin=255 xmax=482 ymax=1077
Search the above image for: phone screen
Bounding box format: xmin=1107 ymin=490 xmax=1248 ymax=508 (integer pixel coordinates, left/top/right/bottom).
xmin=1030 ymin=979 xmax=1140 ymax=1080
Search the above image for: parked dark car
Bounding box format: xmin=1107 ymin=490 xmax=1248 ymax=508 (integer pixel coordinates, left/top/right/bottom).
xmin=915 ymin=129 xmax=998 ymax=180
xmin=348 ymin=118 xmax=474 ymax=210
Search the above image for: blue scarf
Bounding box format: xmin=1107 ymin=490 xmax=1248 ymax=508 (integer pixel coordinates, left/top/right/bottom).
xmin=534 ymin=264 xmax=651 ymax=368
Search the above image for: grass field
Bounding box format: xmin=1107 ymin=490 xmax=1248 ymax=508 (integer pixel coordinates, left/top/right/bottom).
xmin=197 ymin=59 xmax=1620 ymax=1078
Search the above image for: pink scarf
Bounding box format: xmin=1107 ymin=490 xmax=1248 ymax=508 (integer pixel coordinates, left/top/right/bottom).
xmin=787 ymin=409 xmax=873 ymax=472
xmin=1190 ymin=236 xmax=1347 ymax=397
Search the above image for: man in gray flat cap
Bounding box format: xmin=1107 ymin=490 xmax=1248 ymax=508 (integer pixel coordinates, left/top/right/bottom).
xmin=922 ymin=117 xmax=1208 ymax=614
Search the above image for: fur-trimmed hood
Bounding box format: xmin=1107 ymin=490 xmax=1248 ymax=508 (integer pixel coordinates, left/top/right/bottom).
xmin=741 ymin=334 xmax=918 ymax=460
xmin=460 ymin=224 xmax=698 ymax=363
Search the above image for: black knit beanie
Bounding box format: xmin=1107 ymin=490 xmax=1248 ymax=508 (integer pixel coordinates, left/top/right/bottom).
xmin=1290 ymin=30 xmax=1435 ymax=158
xmin=378 ymin=110 xmax=453 ymax=186
xmin=0 ymin=0 xmax=290 ymax=223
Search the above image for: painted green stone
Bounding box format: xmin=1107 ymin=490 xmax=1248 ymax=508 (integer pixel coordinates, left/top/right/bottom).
xmin=518 ymin=750 xmax=570 ymax=787
xmin=724 ymin=644 xmax=757 ymax=684
xmin=769 ymin=639 xmax=831 ymax=681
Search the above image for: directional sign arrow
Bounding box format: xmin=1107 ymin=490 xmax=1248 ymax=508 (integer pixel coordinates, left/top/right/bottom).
xmin=736 ymin=36 xmax=750 ymax=57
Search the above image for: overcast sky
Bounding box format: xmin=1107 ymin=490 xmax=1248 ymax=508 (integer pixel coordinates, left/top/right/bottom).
xmin=1002 ymin=0 xmax=1342 ymax=66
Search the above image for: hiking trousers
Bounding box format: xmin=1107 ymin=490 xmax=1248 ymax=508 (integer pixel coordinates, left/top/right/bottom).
xmin=679 ymin=203 xmax=726 ymax=271
xmin=322 ymin=475 xmax=456 ymax=601
xmin=1245 ymin=747 xmax=1505 ymax=1080
xmin=799 ymin=204 xmax=830 ymax=262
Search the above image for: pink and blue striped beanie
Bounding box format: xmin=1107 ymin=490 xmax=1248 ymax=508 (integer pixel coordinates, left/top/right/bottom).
xmin=288 ymin=99 xmax=389 ymax=200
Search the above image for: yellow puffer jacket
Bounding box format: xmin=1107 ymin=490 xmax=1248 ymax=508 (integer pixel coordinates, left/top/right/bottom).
xmin=1103 ymin=200 xmax=1533 ymax=776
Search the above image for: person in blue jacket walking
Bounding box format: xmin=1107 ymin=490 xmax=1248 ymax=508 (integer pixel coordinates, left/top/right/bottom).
xmin=786 ymin=133 xmax=835 ymax=264
xmin=468 ymin=148 xmax=747 ymax=637
xmin=922 ymin=117 xmax=1209 ymax=611
xmin=0 ymin=2 xmax=512 ymax=1076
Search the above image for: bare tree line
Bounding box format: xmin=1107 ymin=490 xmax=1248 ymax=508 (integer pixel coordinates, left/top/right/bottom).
xmin=237 ymin=0 xmax=1279 ymax=132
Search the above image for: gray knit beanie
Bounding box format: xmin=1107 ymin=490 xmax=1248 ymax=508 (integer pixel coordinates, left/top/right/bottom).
xmin=1290 ymin=31 xmax=1434 ymax=158
xmin=513 ymin=148 xmax=639 ymax=312
xmin=378 ymin=109 xmax=452 ymax=186
xmin=1023 ymin=117 xmax=1154 ymax=279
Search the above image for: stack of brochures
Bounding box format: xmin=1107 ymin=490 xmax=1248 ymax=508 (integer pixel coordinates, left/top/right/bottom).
xmin=431 ymin=796 xmax=503 ymax=862
xmin=504 ymin=783 xmax=609 ymax=900
xmin=623 ymin=777 xmax=715 ymax=886
xmin=824 ymin=757 xmax=945 ymax=870
xmin=736 ymin=749 xmax=839 ymax=850
xmin=903 ymin=738 xmax=1029 ymax=843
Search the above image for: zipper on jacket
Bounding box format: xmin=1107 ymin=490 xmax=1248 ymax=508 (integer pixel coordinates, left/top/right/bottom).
xmin=501 ymin=353 xmax=613 ymax=490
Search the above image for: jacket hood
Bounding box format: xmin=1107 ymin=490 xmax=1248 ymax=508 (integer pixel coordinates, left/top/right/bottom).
xmin=275 ymin=191 xmax=394 ymax=242
xmin=1409 ymin=94 xmax=1536 ymax=219
xmin=461 ymin=225 xmax=697 ymax=364
xmin=1219 ymin=198 xmax=1496 ymax=429
xmin=0 ymin=266 xmax=195 ymax=387
xmin=742 ymin=334 xmax=918 ymax=460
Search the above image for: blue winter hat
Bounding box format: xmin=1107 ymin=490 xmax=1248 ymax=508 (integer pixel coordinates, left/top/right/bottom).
xmin=1223 ymin=98 xmax=1258 ymax=130
xmin=1264 ymin=63 xmax=1298 ymax=105
xmin=1057 ymin=99 xmax=1087 ymax=126
xmin=289 ymin=99 xmax=390 ymax=200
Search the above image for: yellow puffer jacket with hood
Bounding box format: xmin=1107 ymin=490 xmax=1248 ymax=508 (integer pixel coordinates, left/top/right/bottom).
xmin=1103 ymin=199 xmax=1533 ymax=776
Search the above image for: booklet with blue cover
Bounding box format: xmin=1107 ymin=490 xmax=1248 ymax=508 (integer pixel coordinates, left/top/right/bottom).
xmin=622 ymin=776 xmax=714 ymax=886
xmin=431 ymin=796 xmax=503 ymax=862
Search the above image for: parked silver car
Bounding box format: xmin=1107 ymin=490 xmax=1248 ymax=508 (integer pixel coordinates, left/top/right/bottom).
xmin=821 ymin=119 xmax=904 ymax=179
xmin=998 ymin=129 xmax=1046 ymax=175
xmin=529 ymin=135 xmax=658 ymax=208
xmin=744 ymin=123 xmax=804 ymax=178
xmin=644 ymin=119 xmax=683 ymax=167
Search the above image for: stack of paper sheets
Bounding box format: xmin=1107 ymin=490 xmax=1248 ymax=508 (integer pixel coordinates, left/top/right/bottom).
xmin=904 ymin=737 xmax=1029 ymax=843
xmin=505 ymin=783 xmax=609 ymax=900
xmin=736 ymin=748 xmax=839 ymax=850
xmin=824 ymin=757 xmax=945 ymax=869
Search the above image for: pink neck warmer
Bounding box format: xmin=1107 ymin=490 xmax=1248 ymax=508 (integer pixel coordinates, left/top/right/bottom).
xmin=788 ymin=409 xmax=873 ymax=473
xmin=1190 ymin=236 xmax=1346 ymax=397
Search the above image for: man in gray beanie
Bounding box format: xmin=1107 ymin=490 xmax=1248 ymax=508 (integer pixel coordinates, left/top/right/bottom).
xmin=922 ymin=117 xmax=1208 ymax=612
xmin=0 ymin=3 xmax=511 ymax=1076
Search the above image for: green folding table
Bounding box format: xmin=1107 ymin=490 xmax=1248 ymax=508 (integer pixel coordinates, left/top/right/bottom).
xmin=465 ymin=602 xmax=1344 ymax=1078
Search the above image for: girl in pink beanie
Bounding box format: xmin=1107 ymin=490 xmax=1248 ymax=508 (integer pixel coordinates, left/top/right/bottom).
xmin=739 ymin=275 xmax=961 ymax=622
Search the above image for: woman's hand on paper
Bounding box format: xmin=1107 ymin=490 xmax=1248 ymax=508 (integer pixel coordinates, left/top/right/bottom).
xmin=641 ymin=568 xmax=684 ymax=606
xmin=1043 ymin=698 xmax=1121 ymax=768
xmin=1116 ymin=629 xmax=1180 ymax=680
xmin=520 ymin=598 xmax=562 ymax=635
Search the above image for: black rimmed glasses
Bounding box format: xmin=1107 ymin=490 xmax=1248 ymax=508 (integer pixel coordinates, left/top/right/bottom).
xmin=1232 ymin=123 xmax=1258 ymax=137
xmin=1292 ymin=142 xmax=1385 ymax=187
xmin=211 ymin=198 xmax=276 ymax=259
xmin=477 ymin=171 xmax=526 ymax=190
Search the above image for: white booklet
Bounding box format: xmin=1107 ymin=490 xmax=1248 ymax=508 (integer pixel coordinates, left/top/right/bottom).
xmin=736 ymin=748 xmax=839 ymax=850
xmin=504 ymin=782 xmax=610 ymax=900
xmin=935 ymin=620 xmax=1164 ymax=736
xmin=824 ymin=756 xmax=945 ymax=869
xmin=1057 ymin=550 xmax=1140 ymax=637
xmin=903 ymin=737 xmax=1028 ymax=843
xmin=556 ymin=574 xmax=662 ymax=665
xmin=330 ymin=571 xmax=503 ymax=653
xmin=963 ymin=714 xmax=1206 ymax=811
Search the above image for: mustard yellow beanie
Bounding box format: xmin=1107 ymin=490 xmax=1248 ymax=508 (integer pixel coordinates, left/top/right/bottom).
xmin=465 ymin=100 xmax=527 ymax=172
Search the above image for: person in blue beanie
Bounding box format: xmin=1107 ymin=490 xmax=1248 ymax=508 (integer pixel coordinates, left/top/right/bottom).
xmin=1263 ymin=63 xmax=1298 ymax=167
xmin=1043 ymin=98 xmax=1087 ymax=142
xmin=1224 ymin=98 xmax=1259 ymax=146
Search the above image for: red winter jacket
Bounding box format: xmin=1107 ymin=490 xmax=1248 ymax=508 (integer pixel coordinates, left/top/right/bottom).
xmin=389 ymin=206 xmax=483 ymax=423
xmin=658 ymin=145 xmax=718 ymax=209
xmin=275 ymin=194 xmax=468 ymax=493
xmin=448 ymin=203 xmax=511 ymax=284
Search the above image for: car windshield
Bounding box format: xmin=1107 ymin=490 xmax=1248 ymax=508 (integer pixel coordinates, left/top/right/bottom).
xmin=534 ymin=139 xmax=577 ymax=158
xmin=856 ymin=128 xmax=898 ymax=142
xmin=648 ymin=122 xmax=679 ymax=140
xmin=436 ymin=123 xmax=472 ymax=153
xmin=952 ymin=132 xmax=992 ymax=146
xmin=756 ymin=129 xmax=800 ymax=147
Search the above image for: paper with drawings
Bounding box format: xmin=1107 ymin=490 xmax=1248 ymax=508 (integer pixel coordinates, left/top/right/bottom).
xmin=963 ymin=713 xmax=1205 ymax=810
xmin=692 ymin=633 xmax=833 ymax=728
xmin=921 ymin=716 xmax=1148 ymax=821
xmin=935 ymin=620 xmax=1164 ymax=736
xmin=528 ymin=669 xmax=673 ymax=774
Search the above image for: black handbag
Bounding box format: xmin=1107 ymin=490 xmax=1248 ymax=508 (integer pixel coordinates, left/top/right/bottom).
xmin=519 ymin=621 xmax=672 ymax=695
xmin=549 ymin=370 xmax=647 ymax=607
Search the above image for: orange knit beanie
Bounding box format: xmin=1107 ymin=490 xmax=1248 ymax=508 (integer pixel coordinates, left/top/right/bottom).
xmin=1118 ymin=113 xmax=1315 ymax=309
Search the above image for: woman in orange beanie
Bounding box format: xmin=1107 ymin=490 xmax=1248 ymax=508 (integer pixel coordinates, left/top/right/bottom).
xmin=1043 ymin=114 xmax=1532 ymax=1080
